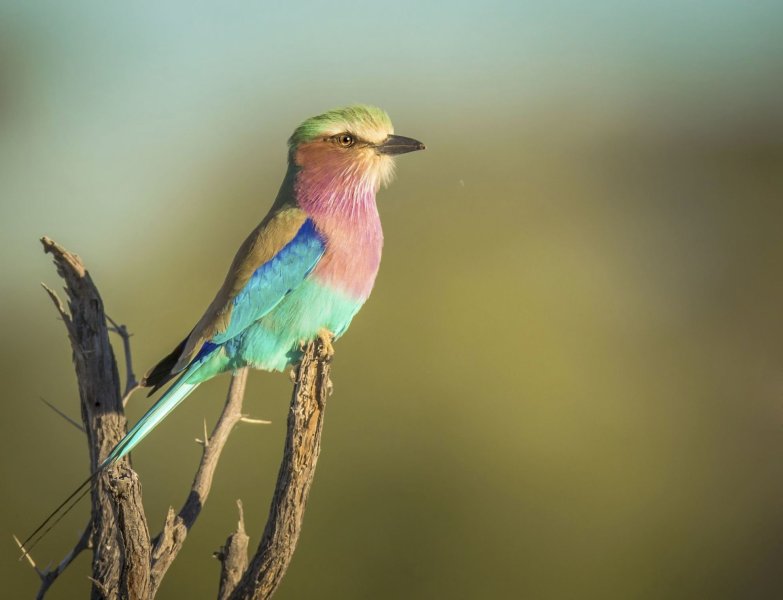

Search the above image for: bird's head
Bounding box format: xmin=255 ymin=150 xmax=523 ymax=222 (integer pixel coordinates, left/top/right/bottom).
xmin=289 ymin=105 xmax=425 ymax=191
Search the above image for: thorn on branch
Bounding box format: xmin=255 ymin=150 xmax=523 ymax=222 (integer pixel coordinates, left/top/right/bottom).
xmin=236 ymin=500 xmax=245 ymax=533
xmin=239 ymin=416 xmax=271 ymax=425
xmin=13 ymin=534 xmax=42 ymax=574
xmin=195 ymin=419 xmax=211 ymax=447
xmin=38 ymin=397 xmax=85 ymax=433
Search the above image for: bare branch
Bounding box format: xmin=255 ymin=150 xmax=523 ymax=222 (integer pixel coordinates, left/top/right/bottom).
xmin=106 ymin=314 xmax=142 ymax=405
xmin=215 ymin=501 xmax=250 ymax=600
xmin=14 ymin=520 xmax=93 ymax=600
xmin=228 ymin=334 xmax=333 ymax=600
xmin=38 ymin=396 xmax=86 ymax=433
xmin=148 ymin=368 xmax=251 ymax=596
xmin=40 ymin=236 xmax=150 ymax=598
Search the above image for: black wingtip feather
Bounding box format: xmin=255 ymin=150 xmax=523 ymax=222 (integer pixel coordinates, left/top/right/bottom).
xmin=143 ymin=335 xmax=189 ymax=396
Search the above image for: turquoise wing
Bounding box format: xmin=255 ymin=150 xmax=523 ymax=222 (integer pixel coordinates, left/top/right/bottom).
xmin=210 ymin=218 xmax=325 ymax=345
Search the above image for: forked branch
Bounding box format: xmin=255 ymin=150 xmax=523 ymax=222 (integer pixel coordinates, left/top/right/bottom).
xmin=149 ymin=367 xmax=254 ymax=595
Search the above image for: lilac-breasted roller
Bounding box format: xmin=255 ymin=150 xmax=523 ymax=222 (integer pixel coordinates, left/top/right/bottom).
xmin=22 ymin=105 xmax=424 ymax=552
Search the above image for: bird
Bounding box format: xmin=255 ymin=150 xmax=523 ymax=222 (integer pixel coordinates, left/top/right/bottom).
xmin=20 ymin=104 xmax=425 ymax=554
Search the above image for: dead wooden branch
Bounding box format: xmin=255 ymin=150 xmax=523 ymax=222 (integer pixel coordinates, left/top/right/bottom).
xmin=40 ymin=236 xmax=151 ymax=600
xmin=149 ymin=367 xmax=253 ymax=596
xmin=228 ymin=335 xmax=333 ymax=600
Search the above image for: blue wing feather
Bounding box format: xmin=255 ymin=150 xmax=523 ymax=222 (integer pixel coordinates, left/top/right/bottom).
xmin=209 ymin=218 xmax=325 ymax=345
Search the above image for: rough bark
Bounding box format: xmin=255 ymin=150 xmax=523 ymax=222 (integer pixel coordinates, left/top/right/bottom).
xmin=41 ymin=236 xmax=151 ymax=600
xmin=229 ymin=336 xmax=333 ymax=600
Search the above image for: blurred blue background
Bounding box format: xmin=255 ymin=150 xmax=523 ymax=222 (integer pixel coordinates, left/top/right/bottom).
xmin=1 ymin=1 xmax=783 ymax=598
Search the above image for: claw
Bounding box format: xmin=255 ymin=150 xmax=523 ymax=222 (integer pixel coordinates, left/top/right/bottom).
xmin=317 ymin=329 xmax=335 ymax=360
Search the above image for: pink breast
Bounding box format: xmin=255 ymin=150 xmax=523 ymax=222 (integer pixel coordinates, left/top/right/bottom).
xmin=310 ymin=211 xmax=383 ymax=300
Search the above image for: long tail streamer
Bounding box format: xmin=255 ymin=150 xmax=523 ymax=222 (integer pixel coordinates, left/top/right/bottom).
xmin=18 ymin=369 xmax=202 ymax=558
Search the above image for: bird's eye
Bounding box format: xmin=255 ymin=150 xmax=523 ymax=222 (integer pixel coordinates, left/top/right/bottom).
xmin=337 ymin=134 xmax=355 ymax=148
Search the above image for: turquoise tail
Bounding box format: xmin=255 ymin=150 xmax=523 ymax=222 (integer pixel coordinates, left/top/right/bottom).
xmin=102 ymin=367 xmax=201 ymax=467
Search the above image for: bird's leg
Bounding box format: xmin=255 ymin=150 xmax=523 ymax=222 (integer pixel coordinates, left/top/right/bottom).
xmin=317 ymin=329 xmax=335 ymax=361
xmin=290 ymin=329 xmax=334 ymax=383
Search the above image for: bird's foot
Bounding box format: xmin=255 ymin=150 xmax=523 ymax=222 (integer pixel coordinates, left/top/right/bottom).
xmin=317 ymin=329 xmax=335 ymax=361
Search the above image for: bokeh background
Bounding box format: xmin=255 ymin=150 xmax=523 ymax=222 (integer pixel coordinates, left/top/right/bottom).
xmin=1 ymin=2 xmax=783 ymax=598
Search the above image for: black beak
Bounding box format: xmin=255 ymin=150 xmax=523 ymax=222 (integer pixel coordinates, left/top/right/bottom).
xmin=376 ymin=134 xmax=426 ymax=155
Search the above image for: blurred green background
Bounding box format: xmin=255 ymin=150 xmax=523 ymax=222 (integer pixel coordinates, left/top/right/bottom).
xmin=1 ymin=2 xmax=783 ymax=598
